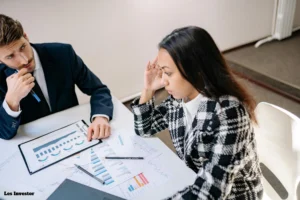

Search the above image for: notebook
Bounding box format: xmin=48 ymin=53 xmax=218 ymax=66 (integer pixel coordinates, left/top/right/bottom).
xmin=47 ymin=179 xmax=126 ymax=200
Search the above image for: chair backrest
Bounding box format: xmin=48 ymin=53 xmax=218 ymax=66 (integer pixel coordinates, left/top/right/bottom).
xmin=254 ymin=102 xmax=300 ymax=200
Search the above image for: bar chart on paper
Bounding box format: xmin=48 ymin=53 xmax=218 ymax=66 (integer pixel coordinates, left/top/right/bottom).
xmin=90 ymin=148 xmax=115 ymax=185
xmin=104 ymin=132 xmax=171 ymax=199
xmin=89 ymin=143 xmax=133 ymax=188
xmin=127 ymin=173 xmax=149 ymax=192
xmin=19 ymin=120 xmax=99 ymax=173
xmin=34 ymin=131 xmax=81 ymax=162
xmin=110 ymin=172 xmax=152 ymax=199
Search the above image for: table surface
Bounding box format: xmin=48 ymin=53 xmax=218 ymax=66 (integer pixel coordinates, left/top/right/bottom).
xmin=0 ymin=96 xmax=196 ymax=200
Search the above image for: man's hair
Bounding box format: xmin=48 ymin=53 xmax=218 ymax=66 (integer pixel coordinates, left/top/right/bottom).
xmin=0 ymin=14 xmax=24 ymax=47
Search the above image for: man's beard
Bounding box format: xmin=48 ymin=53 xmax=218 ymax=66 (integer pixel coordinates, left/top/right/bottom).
xmin=18 ymin=57 xmax=34 ymax=69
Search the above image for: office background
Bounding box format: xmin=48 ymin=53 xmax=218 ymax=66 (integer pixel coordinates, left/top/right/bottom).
xmin=1 ymin=2 xmax=300 ymax=198
xmin=2 ymin=0 xmax=299 ymax=100
xmin=1 ymin=0 xmax=299 ymax=117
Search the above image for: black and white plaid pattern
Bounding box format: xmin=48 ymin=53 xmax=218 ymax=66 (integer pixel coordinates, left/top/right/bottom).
xmin=131 ymin=95 xmax=263 ymax=200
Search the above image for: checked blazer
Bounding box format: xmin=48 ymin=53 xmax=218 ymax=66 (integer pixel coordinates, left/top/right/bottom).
xmin=131 ymin=95 xmax=263 ymax=200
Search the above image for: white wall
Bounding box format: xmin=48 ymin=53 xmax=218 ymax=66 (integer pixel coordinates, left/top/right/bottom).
xmin=294 ymin=0 xmax=300 ymax=27
xmin=1 ymin=0 xmax=275 ymax=103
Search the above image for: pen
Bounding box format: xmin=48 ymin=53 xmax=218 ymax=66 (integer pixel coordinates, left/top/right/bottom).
xmin=105 ymin=157 xmax=144 ymax=160
xmin=14 ymin=70 xmax=41 ymax=102
xmin=74 ymin=164 xmax=105 ymax=185
xmin=30 ymin=90 xmax=41 ymax=102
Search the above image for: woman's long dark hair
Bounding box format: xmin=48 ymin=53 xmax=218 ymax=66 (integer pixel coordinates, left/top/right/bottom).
xmin=159 ymin=26 xmax=257 ymax=123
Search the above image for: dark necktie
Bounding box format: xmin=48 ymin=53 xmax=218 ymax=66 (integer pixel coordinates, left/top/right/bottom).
xmin=31 ymin=73 xmax=51 ymax=118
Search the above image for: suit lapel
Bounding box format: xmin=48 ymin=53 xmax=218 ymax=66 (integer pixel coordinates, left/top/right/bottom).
xmin=31 ymin=44 xmax=58 ymax=112
xmin=1 ymin=68 xmax=16 ymax=93
xmin=4 ymin=67 xmax=16 ymax=77
xmin=189 ymin=95 xmax=212 ymax=134
xmin=183 ymin=96 xmax=211 ymax=155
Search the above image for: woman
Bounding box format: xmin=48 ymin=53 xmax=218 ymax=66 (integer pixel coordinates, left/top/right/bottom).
xmin=131 ymin=26 xmax=263 ymax=199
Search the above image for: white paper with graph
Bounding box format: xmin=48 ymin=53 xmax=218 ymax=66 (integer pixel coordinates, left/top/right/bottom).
xmin=69 ymin=129 xmax=172 ymax=199
xmin=1 ymin=128 xmax=171 ymax=199
xmin=105 ymin=132 xmax=172 ymax=199
xmin=18 ymin=120 xmax=100 ymax=174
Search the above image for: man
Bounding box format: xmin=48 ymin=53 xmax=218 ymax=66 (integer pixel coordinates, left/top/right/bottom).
xmin=0 ymin=14 xmax=113 ymax=140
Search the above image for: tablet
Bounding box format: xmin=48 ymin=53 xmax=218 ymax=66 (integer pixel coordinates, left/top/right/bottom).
xmin=19 ymin=120 xmax=101 ymax=175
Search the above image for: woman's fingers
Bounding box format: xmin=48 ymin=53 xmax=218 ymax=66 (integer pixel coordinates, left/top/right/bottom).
xmin=157 ymin=68 xmax=162 ymax=78
xmin=149 ymin=56 xmax=158 ymax=69
xmin=151 ymin=56 xmax=158 ymax=65
xmin=146 ymin=61 xmax=152 ymax=71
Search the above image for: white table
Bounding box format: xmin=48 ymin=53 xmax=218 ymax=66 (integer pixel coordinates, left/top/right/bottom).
xmin=0 ymin=96 xmax=196 ymax=200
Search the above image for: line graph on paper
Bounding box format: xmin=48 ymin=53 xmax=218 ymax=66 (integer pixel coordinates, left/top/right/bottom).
xmin=130 ymin=136 xmax=159 ymax=158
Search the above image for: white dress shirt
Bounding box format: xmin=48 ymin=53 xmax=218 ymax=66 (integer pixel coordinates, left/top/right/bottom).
xmin=3 ymin=47 xmax=108 ymax=121
xmin=182 ymin=94 xmax=203 ymax=133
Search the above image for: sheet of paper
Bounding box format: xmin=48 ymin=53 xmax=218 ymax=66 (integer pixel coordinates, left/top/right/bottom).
xmin=0 ymin=150 xmax=82 ymax=199
xmin=19 ymin=120 xmax=98 ymax=174
xmin=102 ymin=129 xmax=171 ymax=199
xmin=106 ymin=129 xmax=161 ymax=173
xmin=106 ymin=129 xmax=159 ymax=158
xmin=70 ymin=132 xmax=172 ymax=199
xmin=107 ymin=153 xmax=171 ymax=199
xmin=69 ymin=143 xmax=137 ymax=191
xmin=0 ymin=128 xmax=171 ymax=200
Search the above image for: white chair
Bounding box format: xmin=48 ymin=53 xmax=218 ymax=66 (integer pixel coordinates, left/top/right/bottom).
xmin=254 ymin=102 xmax=300 ymax=200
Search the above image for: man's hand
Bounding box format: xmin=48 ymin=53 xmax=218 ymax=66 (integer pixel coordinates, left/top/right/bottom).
xmin=5 ymin=68 xmax=35 ymax=111
xmin=87 ymin=116 xmax=111 ymax=141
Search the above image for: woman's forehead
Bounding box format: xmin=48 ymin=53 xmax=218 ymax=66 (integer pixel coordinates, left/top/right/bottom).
xmin=157 ymin=49 xmax=176 ymax=69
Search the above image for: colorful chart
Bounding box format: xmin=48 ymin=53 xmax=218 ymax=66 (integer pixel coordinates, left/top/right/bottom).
xmin=19 ymin=120 xmax=99 ymax=174
xmin=127 ymin=173 xmax=149 ymax=192
xmin=90 ymin=148 xmax=115 ymax=185
xmin=34 ymin=132 xmax=84 ymax=162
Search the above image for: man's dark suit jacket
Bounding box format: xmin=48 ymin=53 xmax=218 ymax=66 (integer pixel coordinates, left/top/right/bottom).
xmin=0 ymin=43 xmax=113 ymax=140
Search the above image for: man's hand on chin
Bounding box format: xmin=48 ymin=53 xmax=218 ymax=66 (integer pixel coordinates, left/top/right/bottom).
xmin=87 ymin=116 xmax=111 ymax=141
